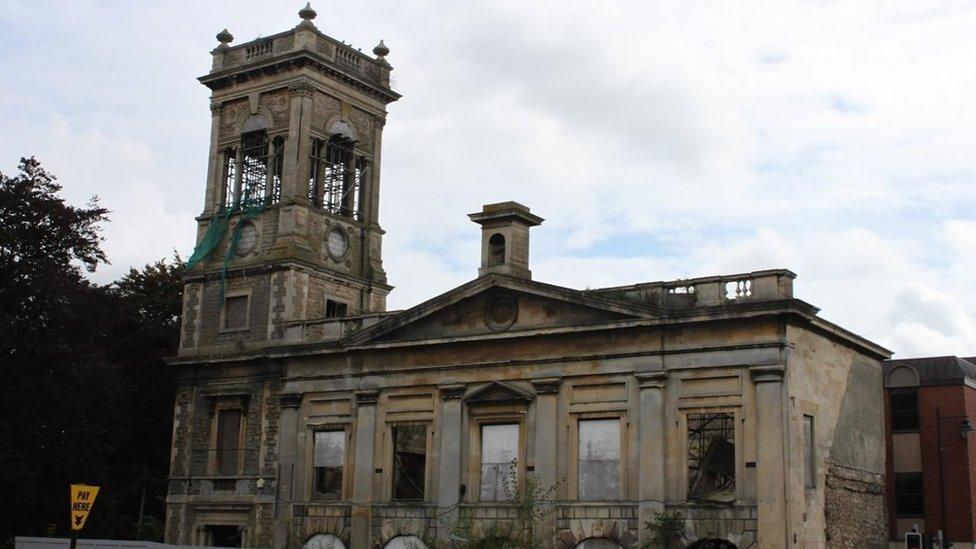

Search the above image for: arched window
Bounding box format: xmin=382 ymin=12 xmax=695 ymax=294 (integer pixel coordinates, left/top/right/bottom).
xmin=221 ymin=114 xmax=282 ymax=209
xmin=488 ymin=233 xmax=506 ymax=266
xmin=309 ymin=133 xmax=365 ymax=219
xmin=303 ymin=534 xmax=346 ymax=549
xmin=384 ymin=535 xmax=427 ymax=549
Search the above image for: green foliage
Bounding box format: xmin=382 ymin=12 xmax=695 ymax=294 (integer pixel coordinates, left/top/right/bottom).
xmin=642 ymin=511 xmax=685 ymax=548
xmin=0 ymin=158 xmax=183 ymax=545
xmin=440 ymin=462 xmax=557 ymax=549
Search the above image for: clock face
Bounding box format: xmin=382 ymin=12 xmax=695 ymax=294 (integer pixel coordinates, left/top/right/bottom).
xmin=236 ymin=222 xmax=258 ymax=256
xmin=326 ymin=228 xmax=348 ymax=259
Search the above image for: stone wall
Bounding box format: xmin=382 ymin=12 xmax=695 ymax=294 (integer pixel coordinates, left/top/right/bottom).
xmin=371 ymin=504 xmax=438 ymax=548
xmin=824 ymin=464 xmax=886 ymax=548
xmin=555 ymin=503 xmax=639 ymax=548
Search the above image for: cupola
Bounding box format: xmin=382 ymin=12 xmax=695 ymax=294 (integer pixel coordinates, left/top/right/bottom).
xmin=468 ymin=201 xmax=543 ymax=279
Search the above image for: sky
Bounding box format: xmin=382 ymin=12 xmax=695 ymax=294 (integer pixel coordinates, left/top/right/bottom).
xmin=1 ymin=1 xmax=975 ymax=358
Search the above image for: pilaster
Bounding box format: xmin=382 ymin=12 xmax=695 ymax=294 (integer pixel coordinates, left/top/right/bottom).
xmin=203 ymin=101 xmax=224 ymax=215
xmin=437 ymin=383 xmax=466 ymax=544
xmin=351 ymin=389 xmax=378 ymax=548
xmin=636 ymin=370 xmax=668 ymax=547
xmin=281 ymin=82 xmax=314 ymax=203
xmin=531 ymin=376 xmax=561 ymax=547
xmin=751 ymin=364 xmax=787 ymax=549
xmin=274 ymin=393 xmax=301 ymax=549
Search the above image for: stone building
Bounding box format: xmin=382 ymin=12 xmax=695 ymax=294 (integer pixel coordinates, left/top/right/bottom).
xmin=884 ymin=356 xmax=976 ymax=548
xmin=165 ymin=6 xmax=890 ymax=549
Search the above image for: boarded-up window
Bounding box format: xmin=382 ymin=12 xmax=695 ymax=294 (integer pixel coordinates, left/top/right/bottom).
xmin=803 ymin=415 xmax=815 ymax=488
xmin=687 ymin=413 xmax=735 ymax=501
xmin=216 ymin=409 xmax=242 ymax=476
xmin=314 ymin=430 xmax=345 ymax=499
xmin=223 ymin=295 xmax=249 ymax=330
xmin=578 ymin=418 xmax=620 ymax=500
xmin=392 ymin=425 xmax=427 ymax=500
xmin=480 ymin=423 xmax=518 ymax=501
xmin=894 ymin=472 xmax=924 ymax=516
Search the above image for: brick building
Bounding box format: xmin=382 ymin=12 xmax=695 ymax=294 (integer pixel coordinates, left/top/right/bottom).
xmin=165 ymin=6 xmax=892 ymax=548
xmin=885 ymin=356 xmax=976 ymax=548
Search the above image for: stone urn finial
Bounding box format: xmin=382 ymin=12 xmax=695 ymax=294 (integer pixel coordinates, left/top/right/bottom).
xmin=299 ymin=2 xmax=317 ymax=22
xmin=216 ymin=28 xmax=234 ymax=48
xmin=372 ymin=39 xmax=390 ymax=59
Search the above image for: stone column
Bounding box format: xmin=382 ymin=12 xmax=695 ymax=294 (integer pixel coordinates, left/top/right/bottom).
xmin=351 ymin=390 xmax=378 ymax=548
xmin=437 ymin=383 xmax=466 ymax=545
xmin=274 ymin=393 xmax=301 ymax=549
xmin=530 ymin=377 xmax=561 ymax=547
xmin=751 ymin=365 xmax=787 ymax=549
xmin=636 ymin=371 xmax=668 ymax=547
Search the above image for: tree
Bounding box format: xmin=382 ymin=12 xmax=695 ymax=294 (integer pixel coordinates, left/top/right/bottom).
xmin=0 ymin=158 xmax=183 ymax=545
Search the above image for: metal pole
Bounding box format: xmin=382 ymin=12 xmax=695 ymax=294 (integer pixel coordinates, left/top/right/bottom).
xmin=137 ymin=483 xmax=146 ymax=540
xmin=937 ymin=407 xmax=948 ymax=549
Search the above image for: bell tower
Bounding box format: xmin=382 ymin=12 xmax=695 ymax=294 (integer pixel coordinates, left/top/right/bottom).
xmin=179 ymin=4 xmax=399 ymax=352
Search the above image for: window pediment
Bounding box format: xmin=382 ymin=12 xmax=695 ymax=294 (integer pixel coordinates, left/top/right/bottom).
xmin=465 ymin=381 xmax=534 ymax=405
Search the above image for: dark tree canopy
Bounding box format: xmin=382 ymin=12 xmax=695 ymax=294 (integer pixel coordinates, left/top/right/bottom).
xmin=0 ymin=158 xmax=182 ymax=546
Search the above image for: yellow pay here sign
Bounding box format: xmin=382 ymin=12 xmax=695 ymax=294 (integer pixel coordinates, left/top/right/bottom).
xmin=69 ymin=484 xmax=99 ymax=531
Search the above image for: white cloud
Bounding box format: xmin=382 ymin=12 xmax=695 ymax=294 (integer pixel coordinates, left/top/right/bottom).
xmin=2 ymin=0 xmax=976 ymax=357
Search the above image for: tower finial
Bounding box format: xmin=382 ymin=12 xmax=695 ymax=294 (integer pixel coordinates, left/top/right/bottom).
xmin=372 ymin=39 xmax=389 ymax=60
xmin=299 ymin=2 xmax=317 ymax=22
xmin=216 ymin=28 xmax=234 ymax=48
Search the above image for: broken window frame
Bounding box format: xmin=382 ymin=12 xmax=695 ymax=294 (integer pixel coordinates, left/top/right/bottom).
xmin=312 ymin=428 xmax=347 ymax=501
xmin=220 ymin=130 xmax=283 ymax=211
xmin=478 ymin=422 xmax=521 ymax=502
xmin=391 ymin=423 xmax=429 ymax=501
xmin=308 ymin=135 xmax=367 ymax=220
xmin=325 ymin=299 xmax=348 ymax=319
xmin=577 ymin=417 xmax=623 ymax=501
xmin=686 ymin=411 xmax=737 ymax=502
xmin=221 ymin=147 xmax=238 ymax=209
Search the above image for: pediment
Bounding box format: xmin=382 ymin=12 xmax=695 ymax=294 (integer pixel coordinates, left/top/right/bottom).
xmin=465 ymin=381 xmax=534 ymax=404
xmin=343 ymin=274 xmax=658 ymax=346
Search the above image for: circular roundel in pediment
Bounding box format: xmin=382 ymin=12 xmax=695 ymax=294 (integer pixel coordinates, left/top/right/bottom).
xmin=485 ymin=294 xmax=518 ymax=332
xmin=304 ymin=534 xmax=346 ymax=549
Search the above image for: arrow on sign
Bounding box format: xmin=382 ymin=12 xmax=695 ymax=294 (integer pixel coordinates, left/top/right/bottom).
xmin=74 ymin=514 xmax=83 ymax=526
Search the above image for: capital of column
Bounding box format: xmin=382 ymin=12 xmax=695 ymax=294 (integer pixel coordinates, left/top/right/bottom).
xmin=439 ymin=383 xmax=466 ymax=401
xmin=355 ymin=389 xmax=379 ymax=406
xmin=750 ymin=364 xmax=786 ymax=383
xmin=209 ymin=101 xmax=223 ymax=116
xmin=279 ymin=393 xmax=302 ymax=408
xmin=531 ymin=376 xmax=561 ymax=395
xmin=635 ymin=370 xmax=668 ymax=390
xmin=288 ymin=81 xmax=315 ymax=98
